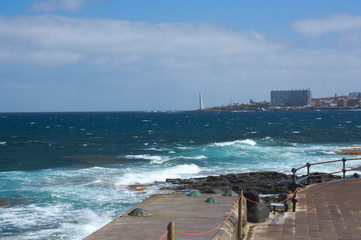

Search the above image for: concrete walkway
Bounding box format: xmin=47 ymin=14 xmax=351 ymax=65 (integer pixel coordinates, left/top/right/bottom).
xmin=247 ymin=178 xmax=361 ymax=240
xmin=84 ymin=193 xmax=239 ymax=240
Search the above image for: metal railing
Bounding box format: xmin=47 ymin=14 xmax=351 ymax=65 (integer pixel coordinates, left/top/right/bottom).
xmin=292 ymin=157 xmax=361 ymax=185
xmin=159 ymin=158 xmax=360 ymax=240
xmin=289 ymin=157 xmax=361 ymax=211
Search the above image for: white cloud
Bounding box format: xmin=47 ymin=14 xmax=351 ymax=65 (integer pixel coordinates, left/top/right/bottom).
xmin=28 ymin=0 xmax=93 ymax=13
xmin=292 ymin=13 xmax=361 ymax=36
xmin=0 ymin=15 xmax=288 ymax=66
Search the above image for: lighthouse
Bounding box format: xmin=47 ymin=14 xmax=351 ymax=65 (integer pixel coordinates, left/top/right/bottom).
xmin=199 ymin=93 xmax=204 ymax=110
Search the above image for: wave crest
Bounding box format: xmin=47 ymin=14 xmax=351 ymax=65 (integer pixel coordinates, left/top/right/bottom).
xmin=116 ymin=164 xmax=201 ymax=185
xmin=124 ymin=154 xmax=207 ymax=164
xmin=211 ymin=139 xmax=256 ymax=147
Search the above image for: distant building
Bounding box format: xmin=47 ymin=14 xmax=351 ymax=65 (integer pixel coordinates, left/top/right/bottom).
xmin=348 ymin=98 xmax=361 ymax=107
xmin=337 ymin=99 xmax=348 ymax=107
xmin=271 ymin=89 xmax=312 ymax=107
xmin=349 ymin=92 xmax=361 ymax=98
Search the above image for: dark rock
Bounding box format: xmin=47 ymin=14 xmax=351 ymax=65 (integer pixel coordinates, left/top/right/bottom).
xmin=352 ymin=172 xmax=360 ymax=178
xmin=274 ymin=185 xmax=289 ymax=195
xmin=204 ymin=188 xmax=224 ymax=194
xmin=244 ymin=190 xmax=270 ymax=223
xmin=222 ymin=189 xmax=238 ymax=197
xmin=166 ymin=171 xmax=340 ymax=201
xmin=205 ymin=197 xmax=221 ymax=203
xmin=166 ymin=178 xmax=182 ymax=184
xmin=128 ymin=208 xmax=153 ymax=216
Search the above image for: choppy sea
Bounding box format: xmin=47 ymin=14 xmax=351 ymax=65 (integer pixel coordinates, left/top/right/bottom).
xmin=0 ymin=110 xmax=360 ymax=239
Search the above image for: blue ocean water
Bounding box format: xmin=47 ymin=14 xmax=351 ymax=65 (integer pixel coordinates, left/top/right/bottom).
xmin=0 ymin=110 xmax=360 ymax=239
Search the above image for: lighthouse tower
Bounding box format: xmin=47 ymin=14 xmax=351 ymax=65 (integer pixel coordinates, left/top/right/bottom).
xmin=199 ymin=93 xmax=204 ymax=110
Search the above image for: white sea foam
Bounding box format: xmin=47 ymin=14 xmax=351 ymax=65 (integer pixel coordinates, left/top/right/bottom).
xmin=322 ymin=151 xmax=336 ymax=155
xmin=60 ymin=209 xmax=113 ymax=240
xmin=211 ymin=139 xmax=257 ymax=147
xmin=124 ymin=154 xmax=207 ymax=164
xmin=177 ymin=155 xmax=207 ymax=160
xmin=177 ymin=146 xmax=194 ymax=150
xmin=0 ymin=141 xmax=6 ymax=145
xmin=0 ymin=203 xmax=114 ymax=240
xmin=146 ymin=147 xmax=171 ymax=151
xmin=116 ymin=164 xmax=201 ymax=186
xmin=125 ymin=154 xmax=171 ymax=164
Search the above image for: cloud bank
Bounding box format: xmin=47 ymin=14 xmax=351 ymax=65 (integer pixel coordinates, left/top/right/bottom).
xmin=0 ymin=15 xmax=288 ymax=67
xmin=1 ymin=14 xmax=361 ymax=111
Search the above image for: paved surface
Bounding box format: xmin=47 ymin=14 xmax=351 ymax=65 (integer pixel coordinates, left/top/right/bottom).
xmin=247 ymin=178 xmax=361 ymax=240
xmin=84 ymin=193 xmax=238 ymax=240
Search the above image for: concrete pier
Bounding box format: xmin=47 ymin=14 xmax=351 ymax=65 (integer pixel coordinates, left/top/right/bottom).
xmin=84 ymin=193 xmax=239 ymax=240
xmin=247 ymin=178 xmax=361 ymax=240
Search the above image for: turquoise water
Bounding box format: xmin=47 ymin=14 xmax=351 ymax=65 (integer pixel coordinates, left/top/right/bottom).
xmin=0 ymin=110 xmax=360 ymax=239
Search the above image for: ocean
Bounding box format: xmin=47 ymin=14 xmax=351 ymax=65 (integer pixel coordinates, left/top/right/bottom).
xmin=0 ymin=110 xmax=360 ymax=239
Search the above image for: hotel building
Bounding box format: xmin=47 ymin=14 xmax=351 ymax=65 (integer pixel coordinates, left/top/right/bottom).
xmin=271 ymin=89 xmax=312 ymax=107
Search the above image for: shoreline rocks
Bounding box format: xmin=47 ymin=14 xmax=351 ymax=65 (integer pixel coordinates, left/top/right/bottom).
xmin=334 ymin=145 xmax=361 ymax=155
xmin=163 ymin=171 xmax=343 ymax=203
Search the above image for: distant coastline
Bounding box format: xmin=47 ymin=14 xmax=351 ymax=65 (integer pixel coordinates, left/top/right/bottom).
xmin=192 ymin=106 xmax=361 ymax=112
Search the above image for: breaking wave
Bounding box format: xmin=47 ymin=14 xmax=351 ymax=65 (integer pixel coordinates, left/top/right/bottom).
xmin=210 ymin=139 xmax=257 ymax=147
xmin=115 ymin=164 xmax=201 ymax=186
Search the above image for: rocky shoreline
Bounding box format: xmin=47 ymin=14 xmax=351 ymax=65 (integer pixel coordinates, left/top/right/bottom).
xmin=162 ymin=171 xmax=352 ymax=202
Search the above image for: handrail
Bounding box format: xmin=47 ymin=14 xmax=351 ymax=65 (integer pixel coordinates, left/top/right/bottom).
xmin=309 ymin=157 xmax=361 ymax=166
xmin=292 ymin=157 xmax=361 ymax=185
xmin=294 ymin=165 xmax=307 ymax=171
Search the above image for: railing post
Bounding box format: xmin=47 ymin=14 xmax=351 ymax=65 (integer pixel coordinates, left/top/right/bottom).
xmin=292 ymin=168 xmax=296 ymax=184
xmin=238 ymin=190 xmax=243 ymax=240
xmin=306 ymin=162 xmax=311 ymax=185
xmin=342 ymin=158 xmax=346 ymax=179
xmin=167 ymin=221 xmax=174 ymax=240
xmin=292 ymin=194 xmax=298 ymax=212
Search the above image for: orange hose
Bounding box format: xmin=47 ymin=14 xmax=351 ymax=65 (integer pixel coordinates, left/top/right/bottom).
xmin=242 ymin=188 xmax=298 ymax=206
xmin=159 ymin=230 xmax=168 ymax=240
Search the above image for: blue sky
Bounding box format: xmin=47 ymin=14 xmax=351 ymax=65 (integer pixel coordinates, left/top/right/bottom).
xmin=1 ymin=0 xmax=361 ymax=112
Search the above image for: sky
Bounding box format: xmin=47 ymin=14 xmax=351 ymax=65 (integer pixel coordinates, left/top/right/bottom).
xmin=1 ymin=0 xmax=361 ymax=112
